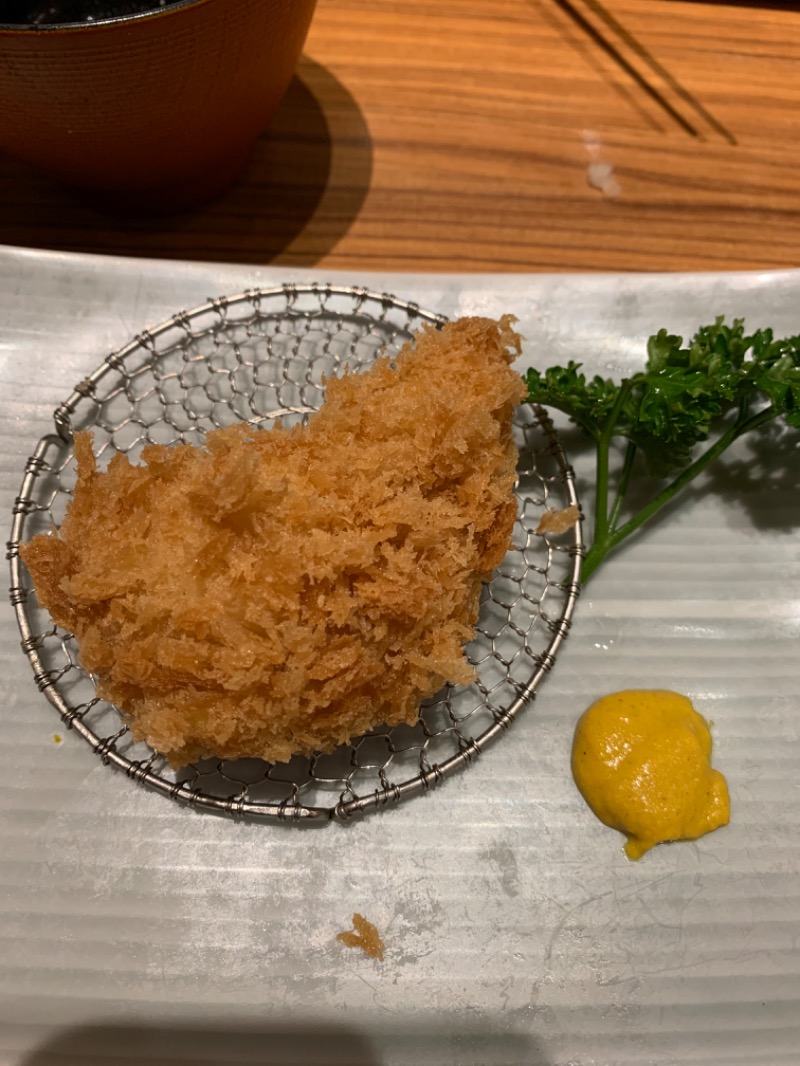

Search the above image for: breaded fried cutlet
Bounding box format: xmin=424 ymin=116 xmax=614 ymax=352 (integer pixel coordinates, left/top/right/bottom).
xmin=21 ymin=316 xmax=526 ymax=768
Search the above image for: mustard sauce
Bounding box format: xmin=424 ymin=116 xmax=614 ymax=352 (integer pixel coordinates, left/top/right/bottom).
xmin=571 ymin=690 xmax=730 ymax=860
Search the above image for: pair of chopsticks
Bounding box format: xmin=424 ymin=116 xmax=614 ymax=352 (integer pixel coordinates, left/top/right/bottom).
xmin=551 ymin=0 xmax=736 ymax=143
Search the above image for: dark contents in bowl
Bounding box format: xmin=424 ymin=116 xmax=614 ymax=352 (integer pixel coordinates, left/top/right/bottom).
xmin=1 ymin=0 xmax=181 ymax=24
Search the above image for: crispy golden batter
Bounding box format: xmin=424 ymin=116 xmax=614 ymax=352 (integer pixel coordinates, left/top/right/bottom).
xmin=22 ymin=316 xmax=526 ymax=767
xmin=336 ymin=913 xmax=385 ymax=962
xmin=536 ymin=504 xmax=580 ymax=536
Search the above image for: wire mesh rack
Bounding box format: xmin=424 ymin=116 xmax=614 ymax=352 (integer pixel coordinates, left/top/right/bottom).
xmin=8 ymin=284 xmax=582 ymax=822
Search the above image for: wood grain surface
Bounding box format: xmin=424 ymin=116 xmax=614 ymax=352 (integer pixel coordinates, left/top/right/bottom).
xmin=1 ymin=0 xmax=799 ymax=272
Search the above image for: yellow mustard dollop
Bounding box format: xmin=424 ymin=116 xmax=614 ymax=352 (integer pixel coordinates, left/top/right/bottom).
xmin=571 ymin=689 xmax=730 ymax=860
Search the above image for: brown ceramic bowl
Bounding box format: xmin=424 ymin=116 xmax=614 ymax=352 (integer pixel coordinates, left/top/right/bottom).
xmin=0 ymin=0 xmax=318 ymax=210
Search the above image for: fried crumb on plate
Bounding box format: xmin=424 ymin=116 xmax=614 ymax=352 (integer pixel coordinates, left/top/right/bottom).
xmin=336 ymin=913 xmax=385 ymax=962
xmin=536 ymin=504 xmax=580 ymax=535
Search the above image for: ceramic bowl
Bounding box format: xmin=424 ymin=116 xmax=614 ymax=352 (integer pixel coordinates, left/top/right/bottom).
xmin=0 ymin=0 xmax=318 ymax=210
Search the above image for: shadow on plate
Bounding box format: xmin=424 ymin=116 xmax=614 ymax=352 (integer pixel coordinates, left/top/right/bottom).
xmin=20 ymin=1017 xmax=553 ymax=1066
xmin=554 ymin=416 xmax=800 ymax=545
xmin=677 ymin=420 xmax=800 ymax=535
xmin=0 ymin=56 xmax=372 ymax=266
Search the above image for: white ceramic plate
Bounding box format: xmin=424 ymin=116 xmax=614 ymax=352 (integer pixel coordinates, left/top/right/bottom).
xmin=1 ymin=246 xmax=798 ymax=1066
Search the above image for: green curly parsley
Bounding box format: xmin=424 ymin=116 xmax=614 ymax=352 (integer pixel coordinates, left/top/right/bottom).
xmin=524 ymin=318 xmax=800 ymax=582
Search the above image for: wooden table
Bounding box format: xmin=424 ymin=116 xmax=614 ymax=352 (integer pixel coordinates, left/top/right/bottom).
xmin=1 ymin=0 xmax=799 ymax=272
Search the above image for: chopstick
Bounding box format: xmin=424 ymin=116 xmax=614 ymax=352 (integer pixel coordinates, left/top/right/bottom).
xmin=550 ymin=0 xmax=737 ymax=144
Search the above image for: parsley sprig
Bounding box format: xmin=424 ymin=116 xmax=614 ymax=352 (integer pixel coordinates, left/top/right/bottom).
xmin=524 ymin=318 xmax=800 ymax=582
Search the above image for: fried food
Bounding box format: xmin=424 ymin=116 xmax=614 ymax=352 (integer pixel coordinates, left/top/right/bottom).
xmin=536 ymin=504 xmax=580 ymax=536
xmin=336 ymin=913 xmax=385 ymax=962
xmin=21 ymin=316 xmax=526 ymax=768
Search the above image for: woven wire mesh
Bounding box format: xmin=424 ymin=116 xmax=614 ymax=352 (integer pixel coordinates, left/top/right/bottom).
xmin=8 ymin=284 xmax=582 ymax=822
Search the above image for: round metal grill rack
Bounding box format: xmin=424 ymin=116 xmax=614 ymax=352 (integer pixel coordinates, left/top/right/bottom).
xmin=8 ymin=284 xmax=582 ymax=822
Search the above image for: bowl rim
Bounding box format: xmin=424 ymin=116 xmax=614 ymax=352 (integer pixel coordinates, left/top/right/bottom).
xmin=0 ymin=0 xmax=208 ymax=32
